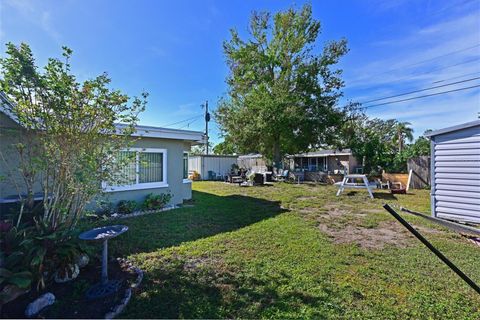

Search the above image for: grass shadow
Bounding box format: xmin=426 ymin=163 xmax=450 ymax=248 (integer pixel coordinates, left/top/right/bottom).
xmin=104 ymin=190 xmax=288 ymax=256
xmin=371 ymin=192 xmax=397 ymax=200
xmin=122 ymin=256 xmax=337 ymax=319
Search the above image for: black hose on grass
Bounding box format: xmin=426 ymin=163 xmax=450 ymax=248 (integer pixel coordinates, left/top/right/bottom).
xmin=383 ymin=204 xmax=480 ymax=295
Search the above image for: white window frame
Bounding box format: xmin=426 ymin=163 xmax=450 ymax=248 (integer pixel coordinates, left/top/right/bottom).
xmin=182 ymin=151 xmax=191 ymax=183
xmin=103 ymin=147 xmax=168 ymax=192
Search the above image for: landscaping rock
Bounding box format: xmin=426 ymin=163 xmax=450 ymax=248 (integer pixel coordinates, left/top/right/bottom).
xmin=25 ymin=292 xmax=55 ymax=317
xmin=76 ymin=254 xmax=90 ymax=268
xmin=54 ymin=264 xmax=80 ymax=283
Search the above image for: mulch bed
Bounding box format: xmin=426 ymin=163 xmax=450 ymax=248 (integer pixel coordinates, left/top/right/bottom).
xmin=1 ymin=258 xmax=137 ymax=319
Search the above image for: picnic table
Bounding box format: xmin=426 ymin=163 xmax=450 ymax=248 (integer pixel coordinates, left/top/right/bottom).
xmin=336 ymin=174 xmax=375 ymax=199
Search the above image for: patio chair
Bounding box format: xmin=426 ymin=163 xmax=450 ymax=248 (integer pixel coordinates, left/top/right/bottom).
xmin=275 ymin=170 xmax=289 ymax=182
xmin=376 ymin=179 xmax=390 ymax=189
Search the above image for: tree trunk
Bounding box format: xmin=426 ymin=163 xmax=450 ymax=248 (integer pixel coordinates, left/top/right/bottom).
xmin=273 ymin=139 xmax=281 ymax=169
xmin=398 ymin=133 xmax=403 ymax=153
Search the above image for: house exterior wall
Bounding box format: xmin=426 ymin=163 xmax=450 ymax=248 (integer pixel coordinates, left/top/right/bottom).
xmin=0 ymin=113 xmax=44 ymax=199
xmin=430 ymin=124 xmax=480 ymax=224
xmin=348 ymin=155 xmax=359 ymax=173
xmin=97 ymin=138 xmax=192 ymax=207
xmin=0 ymin=117 xmax=193 ymax=208
xmin=289 ymin=154 xmax=357 ymax=174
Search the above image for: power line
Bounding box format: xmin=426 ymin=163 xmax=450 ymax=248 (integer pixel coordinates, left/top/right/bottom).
xmin=432 ymin=71 xmax=480 ymax=84
xmin=418 ymin=57 xmax=480 ymax=76
xmin=362 ymin=84 xmax=480 ymax=109
xmin=160 ymin=114 xmax=203 ymax=128
xmin=349 ymin=57 xmax=480 ymax=91
xmin=374 ymin=44 xmax=480 ymax=77
xmin=348 ymin=43 xmax=480 ymax=85
xmin=359 ymin=77 xmax=480 ymax=104
xmin=177 ymin=117 xmax=201 ymax=130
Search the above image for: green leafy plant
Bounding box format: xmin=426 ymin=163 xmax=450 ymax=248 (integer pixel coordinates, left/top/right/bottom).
xmin=117 ymin=200 xmax=138 ymax=214
xmin=142 ymin=193 xmax=172 ymax=210
xmin=20 ymin=219 xmax=88 ymax=290
xmin=0 ymin=223 xmax=32 ymax=306
xmin=97 ymin=200 xmax=114 ymax=217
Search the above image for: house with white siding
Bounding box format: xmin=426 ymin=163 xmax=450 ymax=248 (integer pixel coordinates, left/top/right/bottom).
xmin=426 ymin=120 xmax=480 ymax=224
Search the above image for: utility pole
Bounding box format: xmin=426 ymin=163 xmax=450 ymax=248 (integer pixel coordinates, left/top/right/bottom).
xmin=203 ymin=100 xmax=210 ymax=155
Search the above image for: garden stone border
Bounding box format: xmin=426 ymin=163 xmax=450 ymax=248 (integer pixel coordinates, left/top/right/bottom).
xmin=109 ymin=204 xmax=179 ymax=220
xmin=104 ymin=258 xmax=144 ymax=319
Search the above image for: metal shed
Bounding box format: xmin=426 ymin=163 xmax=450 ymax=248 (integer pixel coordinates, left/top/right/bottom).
xmin=188 ymin=155 xmax=238 ymax=180
xmin=426 ymin=120 xmax=480 ymax=224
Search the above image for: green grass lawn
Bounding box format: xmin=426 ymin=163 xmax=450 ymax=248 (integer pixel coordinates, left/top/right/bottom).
xmin=104 ymin=182 xmax=480 ymax=319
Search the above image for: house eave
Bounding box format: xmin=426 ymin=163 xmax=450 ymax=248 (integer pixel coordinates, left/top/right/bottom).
xmin=115 ymin=123 xmax=205 ymax=144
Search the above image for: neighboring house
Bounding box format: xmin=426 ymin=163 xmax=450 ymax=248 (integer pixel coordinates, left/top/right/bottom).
xmin=287 ymin=149 xmax=360 ymax=174
xmin=188 ymin=154 xmax=238 ymax=180
xmin=0 ymin=106 xmax=204 ymax=208
xmin=426 ymin=120 xmax=480 ymax=224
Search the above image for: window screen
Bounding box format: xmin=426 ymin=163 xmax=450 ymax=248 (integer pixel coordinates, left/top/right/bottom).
xmin=139 ymin=152 xmax=163 ymax=183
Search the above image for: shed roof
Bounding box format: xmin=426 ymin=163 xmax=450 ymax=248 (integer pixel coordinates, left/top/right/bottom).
xmin=425 ymin=120 xmax=480 ymax=138
xmin=189 ymin=154 xmax=238 ymax=158
xmin=287 ymin=149 xmax=352 ymax=158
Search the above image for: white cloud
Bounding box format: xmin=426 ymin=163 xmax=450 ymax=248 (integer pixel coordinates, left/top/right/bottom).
xmin=346 ymin=11 xmax=480 ymax=89
xmin=342 ymin=2 xmax=480 ymax=135
xmin=3 ymin=0 xmax=61 ymax=42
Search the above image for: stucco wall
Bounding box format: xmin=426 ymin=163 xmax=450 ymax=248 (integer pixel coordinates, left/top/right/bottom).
xmin=0 ymin=116 xmax=192 ymax=209
xmin=0 ymin=113 xmax=44 ymax=199
xmin=96 ymin=137 xmax=192 ymax=207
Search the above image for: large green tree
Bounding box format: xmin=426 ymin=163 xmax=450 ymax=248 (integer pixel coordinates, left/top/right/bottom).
xmin=342 ymin=116 xmax=398 ymax=173
xmin=215 ymin=4 xmax=350 ymax=167
xmin=213 ymin=135 xmax=239 ymax=155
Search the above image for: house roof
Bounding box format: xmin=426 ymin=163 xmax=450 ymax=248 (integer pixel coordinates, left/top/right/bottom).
xmin=189 ymin=154 xmax=238 ymax=158
xmin=237 ymin=153 xmax=263 ymax=159
xmin=115 ymin=123 xmax=204 ymax=143
xmin=425 ymin=120 xmax=480 ymax=138
xmin=0 ymin=92 xmax=205 ymax=144
xmin=287 ymin=149 xmax=352 ymax=158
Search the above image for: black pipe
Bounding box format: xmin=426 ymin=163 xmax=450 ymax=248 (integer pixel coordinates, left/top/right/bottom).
xmin=383 ymin=204 xmax=480 ymax=295
xmin=400 ymin=207 xmax=480 ymax=236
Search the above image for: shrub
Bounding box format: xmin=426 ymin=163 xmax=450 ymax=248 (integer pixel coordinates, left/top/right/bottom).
xmin=116 ymin=200 xmax=138 ymax=214
xmin=97 ymin=201 xmax=114 ymax=217
xmin=142 ymin=193 xmax=172 ymax=210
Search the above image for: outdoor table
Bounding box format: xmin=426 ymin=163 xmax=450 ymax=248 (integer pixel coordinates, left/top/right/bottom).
xmin=336 ymin=174 xmax=375 ymax=199
xmin=79 ymin=225 xmax=128 ymax=299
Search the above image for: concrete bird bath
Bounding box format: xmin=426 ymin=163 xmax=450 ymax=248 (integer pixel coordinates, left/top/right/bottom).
xmin=79 ymin=225 xmax=128 ymax=299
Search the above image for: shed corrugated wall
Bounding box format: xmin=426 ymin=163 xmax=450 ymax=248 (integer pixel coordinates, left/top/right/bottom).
xmin=431 ymin=125 xmax=480 ymax=224
xmin=188 ymin=155 xmax=238 ymax=180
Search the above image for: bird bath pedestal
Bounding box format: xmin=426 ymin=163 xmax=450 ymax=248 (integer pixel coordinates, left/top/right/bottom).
xmin=79 ymin=225 xmax=128 ymax=299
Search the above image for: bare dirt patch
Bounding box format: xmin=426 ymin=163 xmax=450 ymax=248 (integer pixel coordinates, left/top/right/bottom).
xmin=317 ymin=207 xmax=413 ymax=249
xmin=183 ymin=256 xmax=225 ymax=272
xmin=297 ymin=196 xmax=317 ymax=201
xmin=319 ymin=221 xmax=412 ymax=249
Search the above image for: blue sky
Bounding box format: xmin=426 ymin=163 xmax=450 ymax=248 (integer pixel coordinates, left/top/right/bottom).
xmin=1 ymin=0 xmax=479 ymax=144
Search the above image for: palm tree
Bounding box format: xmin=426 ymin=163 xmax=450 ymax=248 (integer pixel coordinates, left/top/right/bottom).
xmin=393 ymin=121 xmax=414 ymax=152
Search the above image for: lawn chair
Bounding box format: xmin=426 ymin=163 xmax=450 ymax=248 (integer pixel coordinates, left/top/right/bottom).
xmin=275 ymin=170 xmax=289 ymax=182
xmin=376 ymin=178 xmax=390 ymax=189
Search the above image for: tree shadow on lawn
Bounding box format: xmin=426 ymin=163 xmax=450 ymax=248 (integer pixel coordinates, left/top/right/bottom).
xmin=344 ymin=190 xmax=397 ymax=200
xmin=122 ymin=256 xmax=339 ymax=319
xmin=107 ymin=190 xmax=288 ymax=256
